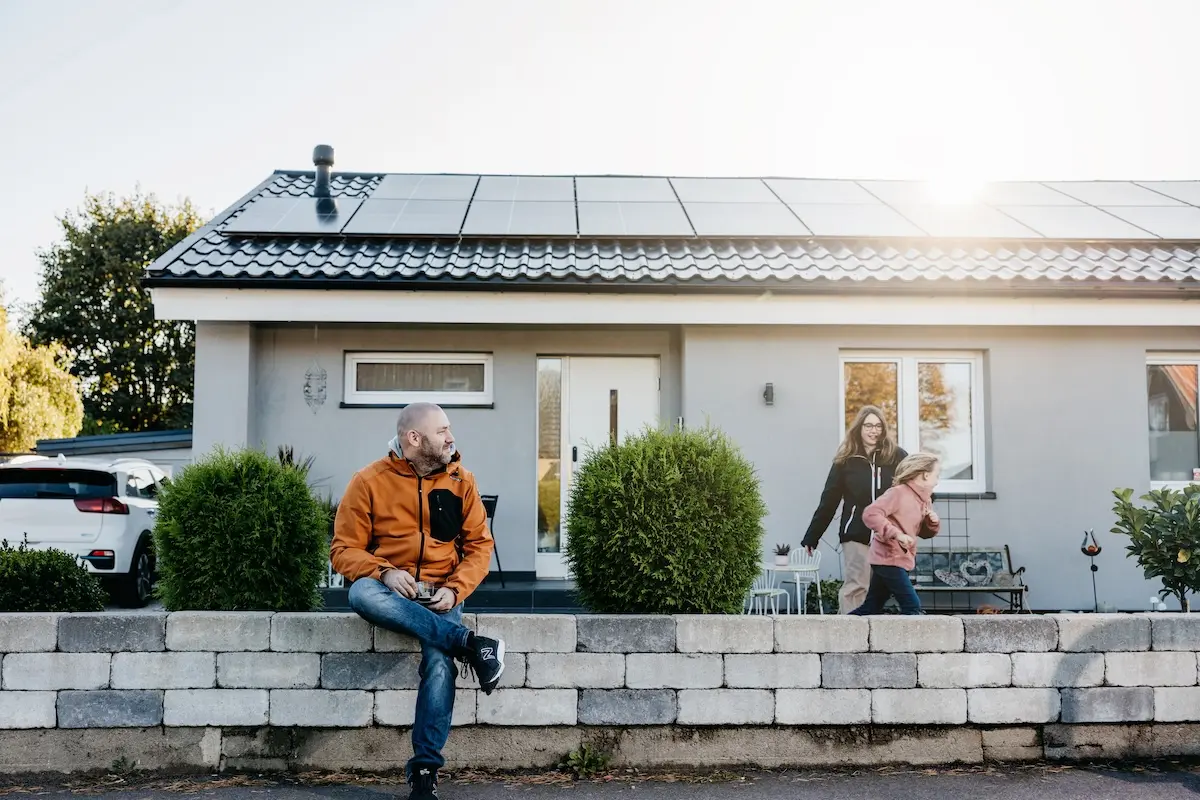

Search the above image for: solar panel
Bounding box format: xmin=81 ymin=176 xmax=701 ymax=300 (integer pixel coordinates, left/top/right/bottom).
xmin=461 ymin=201 xmax=577 ymax=236
xmin=1101 ymin=206 xmax=1200 ymax=239
xmin=684 ymin=203 xmax=810 ymax=237
xmin=223 ymin=197 xmax=363 ymax=234
xmin=766 ymin=179 xmax=879 ymax=204
xmin=1135 ymin=182 xmax=1200 ymax=206
xmin=788 ymin=204 xmax=926 ymax=237
xmin=894 ymin=205 xmax=1041 ymax=238
xmin=856 ymin=181 xmax=935 ymax=205
xmin=474 ymin=176 xmax=574 ymax=202
xmin=977 ymin=182 xmax=1083 ymax=206
xmin=998 ymin=206 xmax=1157 ymax=239
xmin=575 ymin=177 xmax=676 ymax=202
xmin=670 ymin=178 xmax=776 ymax=203
xmin=341 ymin=199 xmax=469 ymax=235
xmin=1044 ymin=181 xmax=1183 ymax=206
xmin=577 ymin=201 xmax=694 ymax=236
xmin=372 ymin=174 xmax=479 ymax=201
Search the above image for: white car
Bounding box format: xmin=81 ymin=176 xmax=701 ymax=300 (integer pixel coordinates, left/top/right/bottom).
xmin=0 ymin=454 xmax=168 ymax=607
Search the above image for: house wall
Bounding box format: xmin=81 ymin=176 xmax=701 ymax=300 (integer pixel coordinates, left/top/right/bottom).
xmin=681 ymin=325 xmax=1200 ymax=612
xmin=242 ymin=324 xmax=682 ymax=574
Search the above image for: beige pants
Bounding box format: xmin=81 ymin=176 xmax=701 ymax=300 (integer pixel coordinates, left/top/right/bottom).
xmin=839 ymin=541 xmax=871 ymax=614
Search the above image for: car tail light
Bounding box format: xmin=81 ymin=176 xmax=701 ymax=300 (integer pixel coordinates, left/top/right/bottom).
xmin=88 ymin=550 xmax=114 ymax=558
xmin=74 ymin=497 xmax=129 ymax=514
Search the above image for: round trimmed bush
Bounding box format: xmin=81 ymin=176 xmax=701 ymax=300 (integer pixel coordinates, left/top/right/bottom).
xmin=0 ymin=538 xmax=107 ymax=612
xmin=153 ymin=447 xmax=328 ymax=611
xmin=564 ymin=425 xmax=766 ymax=613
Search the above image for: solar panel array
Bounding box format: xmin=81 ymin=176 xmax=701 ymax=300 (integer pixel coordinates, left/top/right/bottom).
xmin=223 ymin=175 xmax=1200 ymax=240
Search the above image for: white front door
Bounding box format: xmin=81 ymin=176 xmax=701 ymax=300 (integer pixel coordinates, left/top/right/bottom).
xmin=535 ymin=356 xmax=661 ymax=579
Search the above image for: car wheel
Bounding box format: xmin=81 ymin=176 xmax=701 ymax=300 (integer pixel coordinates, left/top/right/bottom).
xmin=114 ymin=539 xmax=155 ymax=608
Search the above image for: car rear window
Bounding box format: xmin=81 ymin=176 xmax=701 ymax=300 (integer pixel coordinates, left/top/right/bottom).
xmin=0 ymin=469 xmax=117 ymax=499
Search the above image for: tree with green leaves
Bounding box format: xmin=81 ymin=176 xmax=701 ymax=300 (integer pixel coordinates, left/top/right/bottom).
xmin=0 ymin=299 xmax=83 ymax=452
xmin=24 ymin=191 xmax=201 ymax=434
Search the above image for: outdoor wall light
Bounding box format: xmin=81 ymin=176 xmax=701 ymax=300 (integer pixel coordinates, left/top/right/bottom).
xmin=763 ymin=382 xmax=774 ymax=406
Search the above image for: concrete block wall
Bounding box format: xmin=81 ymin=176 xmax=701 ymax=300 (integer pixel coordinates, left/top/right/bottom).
xmin=3 ymin=611 xmax=1200 ymax=773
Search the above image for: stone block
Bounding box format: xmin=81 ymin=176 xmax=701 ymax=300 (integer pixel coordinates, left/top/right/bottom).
xmin=166 ymin=611 xmax=272 ymax=651
xmin=375 ymin=689 xmax=476 ymax=726
xmin=918 ymin=653 xmax=1011 ymax=688
xmin=775 ymin=616 xmax=868 ymax=653
xmin=111 ymin=652 xmax=215 ymax=689
xmin=1053 ymin=614 xmax=1150 ymax=652
xmin=870 ymin=616 xmax=963 ymax=652
xmin=473 ymin=614 xmax=575 ymax=653
xmin=58 ymin=613 xmax=166 ymax=652
xmin=476 ymin=689 xmax=576 ymax=725
xmin=822 ymin=653 xmax=916 ymax=688
xmin=576 ymin=615 xmax=674 ymax=653
xmin=872 ymin=688 xmax=966 ymax=724
xmin=0 ymin=728 xmax=220 ymax=774
xmin=525 ymin=653 xmax=624 ymax=688
xmin=1011 ymin=652 xmax=1103 ymax=687
xmin=967 ymin=688 xmax=1060 ymax=723
xmin=0 ymin=691 xmax=56 ymax=728
xmin=1152 ymin=614 xmax=1200 ymax=651
xmin=775 ymin=689 xmax=871 ymax=724
xmin=163 ymin=689 xmax=269 ymax=726
xmin=962 ymin=616 xmax=1057 ymax=653
xmin=0 ymin=614 xmax=59 ymax=652
xmin=625 ymin=654 xmax=723 ymax=689
xmin=1154 ymin=687 xmax=1200 ymax=722
xmin=373 ymin=627 xmax=421 ymax=653
xmin=676 ymin=615 xmax=772 ymax=653
xmin=321 ymin=653 xmax=420 ymax=690
xmin=461 ymin=653 xmax=526 ymax=690
xmin=1060 ymin=687 xmax=1153 ymax=723
xmin=218 ymin=652 xmax=321 ymax=688
xmin=981 ymin=727 xmax=1043 ymax=762
xmin=724 ymin=654 xmax=820 ymax=688
xmin=578 ymin=689 xmax=676 ymax=725
xmin=271 ymin=613 xmax=371 ymax=652
xmin=270 ymin=689 xmax=373 ymax=726
xmin=57 ymin=690 xmax=163 ymax=728
xmin=1105 ymin=652 xmax=1197 ymax=686
xmin=2 ymin=653 xmax=110 ymax=690
xmin=677 ymin=689 xmax=774 ymax=724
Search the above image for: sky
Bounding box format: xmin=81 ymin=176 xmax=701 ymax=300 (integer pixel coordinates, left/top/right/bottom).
xmin=2 ymin=0 xmax=1199 ymax=313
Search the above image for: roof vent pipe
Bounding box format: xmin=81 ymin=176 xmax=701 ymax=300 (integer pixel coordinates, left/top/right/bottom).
xmin=313 ymin=145 xmax=334 ymax=198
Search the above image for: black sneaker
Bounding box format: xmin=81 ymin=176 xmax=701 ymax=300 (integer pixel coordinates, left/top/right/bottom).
xmin=407 ymin=765 xmax=438 ymax=799
xmin=465 ymin=631 xmax=505 ymax=694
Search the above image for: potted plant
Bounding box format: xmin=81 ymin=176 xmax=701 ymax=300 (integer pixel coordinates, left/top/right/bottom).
xmin=774 ymin=542 xmax=792 ymax=566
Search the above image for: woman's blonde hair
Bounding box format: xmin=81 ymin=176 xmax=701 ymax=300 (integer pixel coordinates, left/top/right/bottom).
xmin=833 ymin=405 xmax=899 ymax=466
xmin=893 ymin=452 xmax=941 ymax=485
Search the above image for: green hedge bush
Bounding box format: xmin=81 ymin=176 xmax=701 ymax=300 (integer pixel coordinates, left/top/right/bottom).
xmin=564 ymin=425 xmax=766 ymax=613
xmin=0 ymin=538 xmax=107 ymax=612
xmin=153 ymin=447 xmax=328 ymax=611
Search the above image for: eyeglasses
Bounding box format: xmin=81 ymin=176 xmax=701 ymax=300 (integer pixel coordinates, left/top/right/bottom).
xmin=862 ymin=423 xmax=884 ymax=431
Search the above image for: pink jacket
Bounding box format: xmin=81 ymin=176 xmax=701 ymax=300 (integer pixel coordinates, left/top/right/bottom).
xmin=861 ymin=482 xmax=940 ymax=571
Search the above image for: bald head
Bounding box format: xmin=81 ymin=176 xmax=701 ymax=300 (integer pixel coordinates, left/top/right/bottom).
xmin=396 ymin=402 xmax=442 ymax=439
xmin=395 ymin=403 xmax=455 ymax=474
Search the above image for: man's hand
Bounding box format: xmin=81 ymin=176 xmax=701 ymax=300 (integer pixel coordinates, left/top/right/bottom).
xmin=426 ymin=587 xmax=456 ymax=613
xmin=382 ymin=568 xmax=417 ymax=599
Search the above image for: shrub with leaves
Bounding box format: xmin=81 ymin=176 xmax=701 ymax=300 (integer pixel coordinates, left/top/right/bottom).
xmin=153 ymin=447 xmax=328 ymax=611
xmin=0 ymin=537 xmax=106 ymax=612
xmin=807 ymin=578 xmax=842 ymax=614
xmin=1112 ymin=485 xmax=1200 ymax=611
xmin=564 ymin=425 xmax=766 ymax=613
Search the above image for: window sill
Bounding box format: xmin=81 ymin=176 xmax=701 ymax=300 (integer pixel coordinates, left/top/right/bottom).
xmin=339 ymin=403 xmax=496 ymax=410
xmin=932 ymin=491 xmax=998 ymax=501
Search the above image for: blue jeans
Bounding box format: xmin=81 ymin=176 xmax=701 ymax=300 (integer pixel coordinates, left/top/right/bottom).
xmin=347 ymin=578 xmax=472 ymax=775
xmin=848 ymin=565 xmax=923 ymax=615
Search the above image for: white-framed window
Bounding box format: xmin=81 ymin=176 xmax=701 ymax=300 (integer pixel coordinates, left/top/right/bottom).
xmin=1147 ymin=354 xmax=1199 ymax=487
xmin=839 ymin=351 xmax=987 ymax=494
xmin=343 ymin=352 xmax=494 ymax=406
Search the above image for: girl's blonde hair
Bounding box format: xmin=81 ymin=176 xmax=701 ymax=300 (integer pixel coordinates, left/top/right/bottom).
xmin=892 ymin=452 xmax=941 ymax=485
xmin=833 ymin=405 xmax=899 ymax=466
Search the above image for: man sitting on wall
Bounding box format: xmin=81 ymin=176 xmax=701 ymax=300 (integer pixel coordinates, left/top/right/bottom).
xmin=331 ymin=402 xmax=505 ymax=800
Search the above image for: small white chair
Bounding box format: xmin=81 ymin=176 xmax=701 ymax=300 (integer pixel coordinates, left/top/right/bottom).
xmin=745 ymin=568 xmax=791 ymax=615
xmin=780 ymin=549 xmax=824 ymax=614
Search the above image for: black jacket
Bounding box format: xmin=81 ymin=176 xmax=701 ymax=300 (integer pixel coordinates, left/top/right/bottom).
xmin=801 ymin=448 xmax=908 ymax=548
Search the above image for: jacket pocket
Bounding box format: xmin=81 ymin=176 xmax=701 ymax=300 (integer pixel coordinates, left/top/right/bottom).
xmin=428 ymin=489 xmax=464 ymax=543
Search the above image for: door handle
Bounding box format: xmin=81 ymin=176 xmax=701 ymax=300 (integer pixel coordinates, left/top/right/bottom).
xmin=572 ymin=446 xmax=577 ymax=462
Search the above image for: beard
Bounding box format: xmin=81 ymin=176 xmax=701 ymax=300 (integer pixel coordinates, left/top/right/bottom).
xmin=410 ymin=435 xmax=452 ymax=474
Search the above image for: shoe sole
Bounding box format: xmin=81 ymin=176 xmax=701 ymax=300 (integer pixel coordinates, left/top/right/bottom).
xmin=481 ymin=639 xmax=505 ymax=694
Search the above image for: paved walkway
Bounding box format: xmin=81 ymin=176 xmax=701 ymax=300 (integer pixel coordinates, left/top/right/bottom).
xmin=7 ymin=764 xmax=1200 ymax=799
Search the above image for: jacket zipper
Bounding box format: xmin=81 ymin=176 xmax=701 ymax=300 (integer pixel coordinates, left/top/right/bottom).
xmin=842 ymin=505 xmax=856 ymax=536
xmin=415 ymin=476 xmax=425 ymax=582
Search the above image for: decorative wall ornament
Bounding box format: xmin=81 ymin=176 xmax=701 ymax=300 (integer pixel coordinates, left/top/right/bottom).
xmin=303 ymin=324 xmax=327 ymax=413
